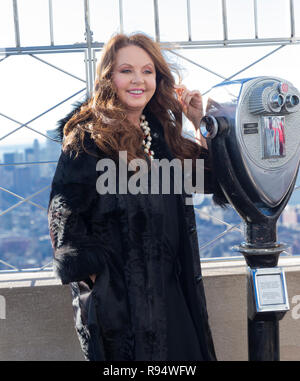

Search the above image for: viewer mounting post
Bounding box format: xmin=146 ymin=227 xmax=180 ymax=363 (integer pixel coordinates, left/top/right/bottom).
xmin=200 ymin=76 xmax=300 ymax=361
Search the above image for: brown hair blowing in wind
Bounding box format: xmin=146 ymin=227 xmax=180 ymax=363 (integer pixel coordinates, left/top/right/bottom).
xmin=62 ymin=33 xmax=207 ymax=168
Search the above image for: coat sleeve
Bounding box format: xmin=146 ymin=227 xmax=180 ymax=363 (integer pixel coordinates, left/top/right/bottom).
xmin=47 ymin=146 xmax=108 ymax=284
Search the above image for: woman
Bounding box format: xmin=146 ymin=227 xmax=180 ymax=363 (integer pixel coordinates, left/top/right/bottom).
xmin=48 ymin=33 xmax=217 ymax=361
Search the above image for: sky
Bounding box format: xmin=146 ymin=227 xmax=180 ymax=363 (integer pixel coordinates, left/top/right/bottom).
xmin=0 ymin=0 xmax=300 ymax=149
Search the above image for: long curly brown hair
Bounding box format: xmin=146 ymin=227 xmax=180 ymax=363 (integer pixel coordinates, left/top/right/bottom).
xmin=62 ymin=33 xmax=206 ymax=167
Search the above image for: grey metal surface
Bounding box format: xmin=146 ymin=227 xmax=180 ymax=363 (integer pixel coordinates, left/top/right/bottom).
xmin=203 ymin=76 xmax=300 ymax=207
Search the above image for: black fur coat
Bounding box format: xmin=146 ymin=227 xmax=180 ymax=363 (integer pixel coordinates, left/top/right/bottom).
xmin=47 ymin=103 xmax=217 ymax=361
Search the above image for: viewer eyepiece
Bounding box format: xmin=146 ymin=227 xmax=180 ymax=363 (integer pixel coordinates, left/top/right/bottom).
xmin=200 ymin=115 xmax=218 ymax=139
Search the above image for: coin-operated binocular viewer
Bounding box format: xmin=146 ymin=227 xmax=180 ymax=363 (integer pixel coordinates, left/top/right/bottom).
xmin=200 ymin=77 xmax=300 ymax=361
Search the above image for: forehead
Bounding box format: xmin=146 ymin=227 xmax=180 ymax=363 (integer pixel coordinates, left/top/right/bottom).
xmin=114 ymin=45 xmax=155 ymax=67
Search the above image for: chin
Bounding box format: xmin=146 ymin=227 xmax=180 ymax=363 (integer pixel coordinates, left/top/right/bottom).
xmin=125 ymin=102 xmax=148 ymax=112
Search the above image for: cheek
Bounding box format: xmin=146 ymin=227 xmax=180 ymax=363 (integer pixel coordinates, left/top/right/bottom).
xmin=112 ymin=76 xmax=127 ymax=94
xmin=148 ymin=78 xmax=157 ymax=95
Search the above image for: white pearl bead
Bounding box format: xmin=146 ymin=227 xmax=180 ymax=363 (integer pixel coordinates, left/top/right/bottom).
xmin=140 ymin=115 xmax=154 ymax=159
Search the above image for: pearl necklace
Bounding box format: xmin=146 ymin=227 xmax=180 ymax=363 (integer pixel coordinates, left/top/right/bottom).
xmin=140 ymin=114 xmax=154 ymax=160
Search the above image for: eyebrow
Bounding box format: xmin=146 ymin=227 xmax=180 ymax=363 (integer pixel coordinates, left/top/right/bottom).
xmin=117 ymin=63 xmax=155 ymax=69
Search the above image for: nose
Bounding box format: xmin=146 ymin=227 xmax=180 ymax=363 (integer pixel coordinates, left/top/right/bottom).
xmin=131 ymin=73 xmax=144 ymax=84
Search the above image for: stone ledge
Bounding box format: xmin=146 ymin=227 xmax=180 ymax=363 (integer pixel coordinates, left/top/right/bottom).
xmin=201 ymin=255 xmax=300 ymax=277
xmin=0 ymin=269 xmax=59 ymax=289
xmin=0 ymin=257 xmax=299 ymax=360
xmin=1 ymin=256 xmax=300 ymax=288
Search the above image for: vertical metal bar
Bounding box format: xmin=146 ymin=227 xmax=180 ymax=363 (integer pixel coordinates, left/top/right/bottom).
xmin=153 ymin=0 xmax=160 ymax=42
xmin=119 ymin=0 xmax=124 ymax=33
xmin=253 ymin=0 xmax=258 ymax=39
xmin=84 ymin=50 xmax=90 ymax=96
xmin=84 ymin=0 xmax=94 ymax=97
xmin=187 ymin=0 xmax=192 ymax=41
xmin=290 ymin=0 xmax=295 ymax=39
xmin=48 ymin=0 xmax=54 ymax=45
xmin=221 ymin=0 xmax=228 ymax=42
xmin=12 ymin=0 xmax=20 ymax=47
xmin=93 ymin=49 xmax=97 ymax=81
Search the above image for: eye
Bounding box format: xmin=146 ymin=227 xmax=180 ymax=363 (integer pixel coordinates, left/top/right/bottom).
xmin=144 ymin=70 xmax=153 ymax=74
xmin=121 ymin=69 xmax=131 ymax=73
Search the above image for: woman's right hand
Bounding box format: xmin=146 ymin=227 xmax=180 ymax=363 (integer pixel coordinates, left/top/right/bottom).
xmin=174 ymin=84 xmax=204 ymax=128
xmin=89 ymin=274 xmax=97 ymax=284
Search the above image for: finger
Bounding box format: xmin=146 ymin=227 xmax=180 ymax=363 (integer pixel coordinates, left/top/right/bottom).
xmin=174 ymin=84 xmax=186 ymax=90
xmin=183 ymin=92 xmax=193 ymax=107
xmin=180 ymin=88 xmax=200 ymax=102
xmin=188 ymin=91 xmax=203 ymax=107
xmin=179 ymin=87 xmax=190 ymax=104
xmin=181 ymin=89 xmax=197 ymax=107
xmin=182 ymin=105 xmax=188 ymax=114
xmin=175 ymin=88 xmax=184 ymax=98
xmin=187 ymin=90 xmax=202 ymax=101
xmin=175 ymin=85 xmax=198 ymax=114
xmin=174 ymin=84 xmax=186 ymax=99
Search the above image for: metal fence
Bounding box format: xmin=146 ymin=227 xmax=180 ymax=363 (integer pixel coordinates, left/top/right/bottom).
xmin=1 ymin=0 xmax=300 ymax=272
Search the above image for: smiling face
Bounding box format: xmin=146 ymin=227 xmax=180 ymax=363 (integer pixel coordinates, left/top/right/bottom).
xmin=112 ymin=45 xmax=156 ymax=122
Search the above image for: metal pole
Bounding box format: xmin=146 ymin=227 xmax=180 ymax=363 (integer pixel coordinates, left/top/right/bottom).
xmin=253 ymin=0 xmax=258 ymax=39
xmin=12 ymin=0 xmax=20 ymax=47
xmin=0 ymin=185 xmax=47 ymax=211
xmin=29 ymin=54 xmax=85 ymax=82
xmin=84 ymin=50 xmax=90 ymax=95
xmin=48 ymin=0 xmax=54 ymax=45
xmin=203 ymin=45 xmax=285 ymax=95
xmin=221 ymin=0 xmax=228 ymax=44
xmin=199 ymin=223 xmax=242 ymax=252
xmin=93 ymin=49 xmax=97 ymax=82
xmin=248 ymin=319 xmax=280 ymax=360
xmin=241 ymin=222 xmax=285 ymax=361
xmin=290 ymin=0 xmax=295 ymax=39
xmin=119 ymin=0 xmax=124 ymax=33
xmin=153 ymin=0 xmax=160 ymax=42
xmin=2 ymin=38 xmax=299 ymax=56
xmin=0 ymin=56 xmax=9 ymax=63
xmin=0 ymin=185 xmax=51 ymax=217
xmin=84 ymin=0 xmax=94 ymax=97
xmin=186 ymin=0 xmax=192 ymax=42
xmin=225 ymin=45 xmax=285 ymax=81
